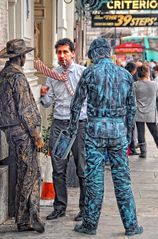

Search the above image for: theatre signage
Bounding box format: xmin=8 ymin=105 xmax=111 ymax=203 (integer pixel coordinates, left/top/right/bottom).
xmin=115 ymin=43 xmax=143 ymax=53
xmin=91 ymin=13 xmax=158 ymax=27
xmin=100 ymin=0 xmax=158 ymax=11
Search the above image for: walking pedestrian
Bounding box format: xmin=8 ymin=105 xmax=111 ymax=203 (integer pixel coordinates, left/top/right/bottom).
xmin=0 ymin=39 xmax=45 ymax=233
xmin=68 ymin=37 xmax=143 ymax=236
xmin=153 ymin=65 xmax=158 ymax=83
xmin=153 ymin=65 xmax=158 ymax=111
xmin=134 ymin=64 xmax=158 ymax=158
xmin=39 ymin=38 xmax=87 ymax=221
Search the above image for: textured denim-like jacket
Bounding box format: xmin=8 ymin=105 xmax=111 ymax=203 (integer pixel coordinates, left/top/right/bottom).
xmin=70 ymin=58 xmax=136 ymax=142
xmin=0 ymin=62 xmax=41 ymax=137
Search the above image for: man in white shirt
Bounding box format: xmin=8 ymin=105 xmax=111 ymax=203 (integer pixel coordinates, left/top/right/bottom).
xmin=40 ymin=38 xmax=87 ymax=221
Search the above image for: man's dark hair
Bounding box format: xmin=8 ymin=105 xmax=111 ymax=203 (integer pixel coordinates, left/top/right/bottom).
xmin=55 ymin=38 xmax=75 ymax=52
xmin=125 ymin=62 xmax=137 ymax=74
xmin=137 ymin=64 xmax=149 ymax=78
xmin=153 ymin=65 xmax=158 ymax=72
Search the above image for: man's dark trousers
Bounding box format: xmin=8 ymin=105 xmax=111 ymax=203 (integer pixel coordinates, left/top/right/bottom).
xmin=49 ymin=119 xmax=86 ymax=212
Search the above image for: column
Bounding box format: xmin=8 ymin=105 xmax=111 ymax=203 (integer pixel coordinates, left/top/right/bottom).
xmin=57 ymin=0 xmax=67 ymax=39
xmin=8 ymin=0 xmax=17 ymax=39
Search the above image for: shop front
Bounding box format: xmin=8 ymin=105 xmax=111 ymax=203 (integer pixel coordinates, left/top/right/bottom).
xmin=115 ymin=42 xmax=143 ymax=64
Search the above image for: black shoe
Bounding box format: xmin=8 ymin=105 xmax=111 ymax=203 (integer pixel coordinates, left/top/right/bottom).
xmin=125 ymin=225 xmax=143 ymax=236
xmin=31 ymin=216 xmax=45 ymax=233
xmin=46 ymin=209 xmax=65 ymax=220
xmin=139 ymin=153 xmax=146 ymax=158
xmin=74 ymin=224 xmax=96 ymax=235
xmin=17 ymin=224 xmax=34 ymax=232
xmin=74 ymin=210 xmax=83 ymax=221
xmin=129 ymin=150 xmax=139 ymax=156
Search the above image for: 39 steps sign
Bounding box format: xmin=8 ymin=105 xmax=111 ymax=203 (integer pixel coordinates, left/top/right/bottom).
xmin=91 ymin=13 xmax=158 ymax=27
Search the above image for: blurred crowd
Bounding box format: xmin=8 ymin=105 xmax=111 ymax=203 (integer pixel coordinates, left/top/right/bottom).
xmin=116 ymin=58 xmax=158 ymax=158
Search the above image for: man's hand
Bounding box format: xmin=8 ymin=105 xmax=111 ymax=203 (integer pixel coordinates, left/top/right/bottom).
xmin=41 ymin=85 xmax=49 ymax=96
xmin=34 ymin=59 xmax=41 ymax=71
xmin=35 ymin=137 xmax=45 ymax=150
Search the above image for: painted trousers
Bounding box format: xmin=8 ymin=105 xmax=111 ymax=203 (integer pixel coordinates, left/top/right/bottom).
xmin=4 ymin=125 xmax=41 ymax=225
xmin=82 ymin=134 xmax=139 ymax=231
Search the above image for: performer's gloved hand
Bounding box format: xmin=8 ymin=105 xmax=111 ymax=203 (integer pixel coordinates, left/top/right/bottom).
xmin=67 ymin=123 xmax=78 ymax=137
xmin=35 ymin=137 xmax=45 ymax=150
xmin=67 ymin=127 xmax=73 ymax=138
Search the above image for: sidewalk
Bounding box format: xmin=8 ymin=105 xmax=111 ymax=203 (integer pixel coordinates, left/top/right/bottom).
xmin=0 ymin=127 xmax=158 ymax=239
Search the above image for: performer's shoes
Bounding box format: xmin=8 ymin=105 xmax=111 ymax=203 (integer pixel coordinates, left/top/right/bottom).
xmin=125 ymin=225 xmax=143 ymax=236
xmin=46 ymin=209 xmax=65 ymax=220
xmin=17 ymin=224 xmax=34 ymax=232
xmin=74 ymin=224 xmax=96 ymax=235
xmin=74 ymin=210 xmax=83 ymax=221
xmin=31 ymin=215 xmax=45 ymax=233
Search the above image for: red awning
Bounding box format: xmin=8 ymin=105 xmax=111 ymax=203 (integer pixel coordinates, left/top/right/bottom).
xmin=115 ymin=42 xmax=143 ymax=53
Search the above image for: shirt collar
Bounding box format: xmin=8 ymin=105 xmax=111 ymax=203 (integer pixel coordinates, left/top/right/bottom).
xmin=58 ymin=61 xmax=75 ymax=73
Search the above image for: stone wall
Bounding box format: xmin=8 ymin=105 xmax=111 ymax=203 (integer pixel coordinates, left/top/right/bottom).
xmin=0 ymin=0 xmax=8 ymax=161
xmin=0 ymin=0 xmax=7 ymax=51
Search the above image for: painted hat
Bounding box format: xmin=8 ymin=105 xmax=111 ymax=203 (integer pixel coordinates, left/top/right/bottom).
xmin=0 ymin=39 xmax=34 ymax=58
xmin=88 ymin=37 xmax=111 ymax=61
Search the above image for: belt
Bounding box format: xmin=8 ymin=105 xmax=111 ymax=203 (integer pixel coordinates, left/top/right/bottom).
xmin=88 ymin=116 xmax=125 ymax=123
xmin=79 ymin=119 xmax=87 ymax=122
xmin=54 ymin=119 xmax=87 ymax=123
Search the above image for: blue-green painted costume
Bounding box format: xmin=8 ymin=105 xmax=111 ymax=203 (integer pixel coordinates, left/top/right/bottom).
xmin=69 ymin=37 xmax=141 ymax=233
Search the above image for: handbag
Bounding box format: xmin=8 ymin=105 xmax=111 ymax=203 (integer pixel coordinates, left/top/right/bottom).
xmin=53 ymin=130 xmax=76 ymax=159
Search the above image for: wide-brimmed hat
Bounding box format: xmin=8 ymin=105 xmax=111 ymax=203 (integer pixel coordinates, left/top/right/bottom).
xmin=0 ymin=39 xmax=34 ymax=58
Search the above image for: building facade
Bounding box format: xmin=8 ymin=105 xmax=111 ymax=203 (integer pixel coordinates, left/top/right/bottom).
xmin=0 ymin=0 xmax=75 ymax=161
xmin=0 ymin=1 xmax=75 ymax=222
